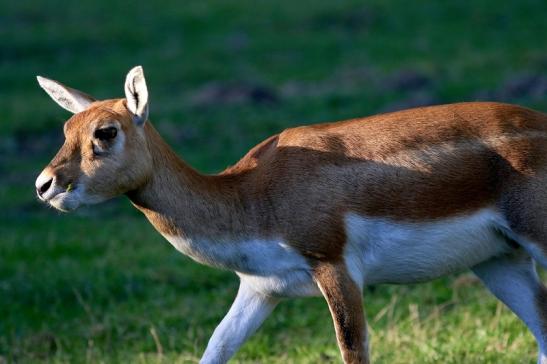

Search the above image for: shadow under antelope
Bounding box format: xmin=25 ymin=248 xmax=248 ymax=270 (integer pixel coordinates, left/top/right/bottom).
xmin=35 ymin=66 xmax=547 ymax=364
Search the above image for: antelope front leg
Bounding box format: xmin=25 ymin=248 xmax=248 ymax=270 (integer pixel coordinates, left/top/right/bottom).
xmin=200 ymin=281 xmax=279 ymax=364
xmin=314 ymin=261 xmax=369 ymax=364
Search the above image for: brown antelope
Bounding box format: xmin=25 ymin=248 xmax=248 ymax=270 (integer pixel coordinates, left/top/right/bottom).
xmin=35 ymin=66 xmax=547 ymax=364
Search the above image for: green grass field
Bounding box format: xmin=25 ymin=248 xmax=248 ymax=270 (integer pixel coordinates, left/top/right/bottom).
xmin=1 ymin=0 xmax=547 ymax=362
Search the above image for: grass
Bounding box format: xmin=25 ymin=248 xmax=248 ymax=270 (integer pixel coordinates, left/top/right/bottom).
xmin=1 ymin=0 xmax=546 ymax=362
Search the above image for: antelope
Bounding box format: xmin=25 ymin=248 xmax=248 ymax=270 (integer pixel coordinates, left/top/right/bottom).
xmin=35 ymin=66 xmax=547 ymax=364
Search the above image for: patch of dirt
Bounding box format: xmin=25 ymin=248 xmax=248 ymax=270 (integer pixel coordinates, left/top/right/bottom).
xmin=379 ymin=92 xmax=440 ymax=113
xmin=474 ymin=72 xmax=547 ymax=101
xmin=156 ymin=120 xmax=199 ymax=144
xmin=187 ymin=66 xmax=435 ymax=109
xmin=188 ymin=81 xmax=279 ymax=106
xmin=311 ymin=6 xmax=374 ymax=32
xmin=223 ymin=31 xmax=250 ymax=51
xmin=385 ymin=69 xmax=431 ymax=92
xmin=280 ymin=67 xmax=376 ymax=98
xmin=0 ymin=129 xmax=62 ymax=158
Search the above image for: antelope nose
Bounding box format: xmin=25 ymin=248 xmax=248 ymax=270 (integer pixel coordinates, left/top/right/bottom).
xmin=36 ymin=171 xmax=54 ymax=199
xmin=36 ymin=177 xmax=53 ymax=198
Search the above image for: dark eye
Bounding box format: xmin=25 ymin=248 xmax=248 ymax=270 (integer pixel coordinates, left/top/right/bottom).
xmin=94 ymin=127 xmax=117 ymax=140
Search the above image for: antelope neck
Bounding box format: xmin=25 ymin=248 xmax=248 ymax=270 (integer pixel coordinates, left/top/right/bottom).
xmin=127 ymin=124 xmax=256 ymax=241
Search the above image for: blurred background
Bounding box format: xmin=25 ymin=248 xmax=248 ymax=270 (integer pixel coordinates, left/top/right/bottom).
xmin=1 ymin=0 xmax=546 ymax=363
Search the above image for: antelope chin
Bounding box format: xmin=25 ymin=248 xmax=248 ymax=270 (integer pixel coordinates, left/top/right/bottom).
xmin=49 ymin=191 xmax=82 ymax=212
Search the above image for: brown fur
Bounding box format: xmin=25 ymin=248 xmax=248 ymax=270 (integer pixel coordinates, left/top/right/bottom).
xmin=48 ymin=99 xmax=152 ymax=200
xmin=314 ymin=261 xmax=369 ymax=364
xmin=40 ymin=100 xmax=547 ymax=363
xmin=46 ymin=101 xmax=547 ymax=259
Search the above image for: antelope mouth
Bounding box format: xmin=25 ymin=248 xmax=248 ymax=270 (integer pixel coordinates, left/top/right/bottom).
xmin=39 ymin=185 xmax=82 ymax=212
xmin=48 ymin=189 xmax=81 ymax=212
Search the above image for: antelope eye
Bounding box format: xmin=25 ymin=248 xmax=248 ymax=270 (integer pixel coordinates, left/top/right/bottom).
xmin=94 ymin=127 xmax=117 ymax=141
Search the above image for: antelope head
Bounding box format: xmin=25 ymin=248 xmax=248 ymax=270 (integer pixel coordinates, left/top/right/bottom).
xmin=35 ymin=66 xmax=153 ymax=211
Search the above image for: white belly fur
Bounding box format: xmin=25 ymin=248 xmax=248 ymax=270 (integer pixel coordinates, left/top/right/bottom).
xmin=344 ymin=208 xmax=513 ymax=288
xmin=163 ymin=208 xmax=512 ymax=297
xmin=162 ymin=233 xmax=320 ymax=297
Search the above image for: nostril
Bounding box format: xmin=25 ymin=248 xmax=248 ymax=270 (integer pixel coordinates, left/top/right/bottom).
xmin=37 ymin=178 xmax=53 ymax=197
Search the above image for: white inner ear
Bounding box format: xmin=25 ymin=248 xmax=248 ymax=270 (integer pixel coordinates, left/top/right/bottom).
xmin=124 ymin=66 xmax=149 ymax=124
xmin=37 ymin=76 xmax=95 ymax=114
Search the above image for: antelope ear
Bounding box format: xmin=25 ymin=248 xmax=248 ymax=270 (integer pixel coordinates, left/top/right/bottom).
xmin=36 ymin=76 xmax=95 ymax=114
xmin=124 ymin=66 xmax=149 ymax=125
